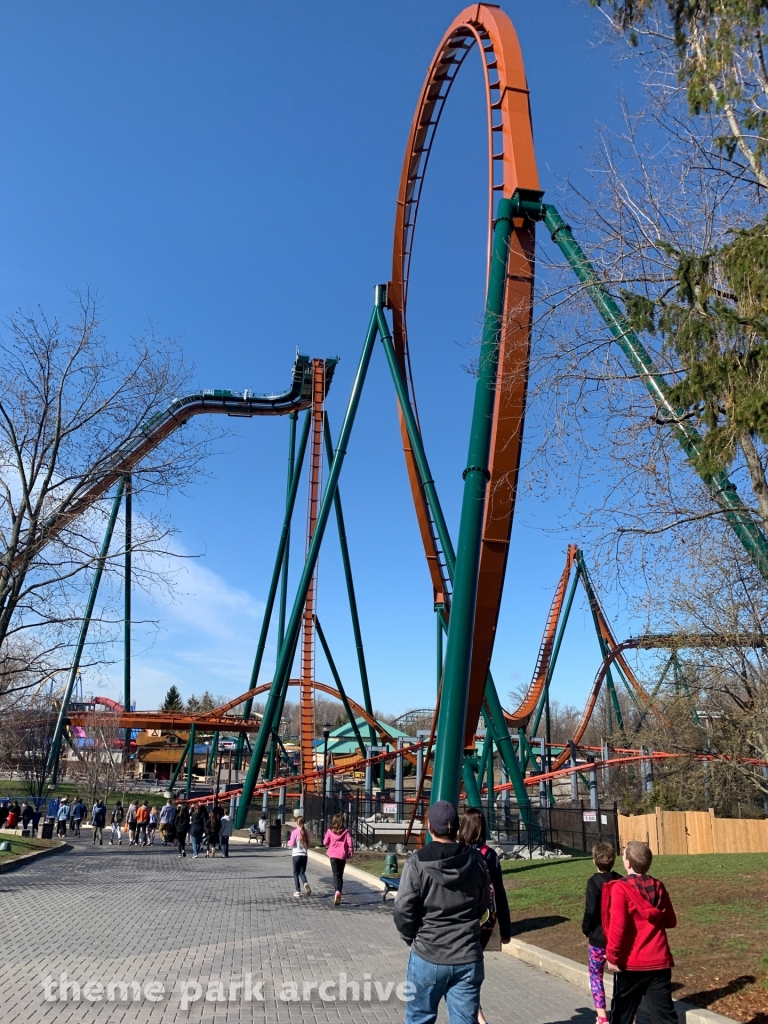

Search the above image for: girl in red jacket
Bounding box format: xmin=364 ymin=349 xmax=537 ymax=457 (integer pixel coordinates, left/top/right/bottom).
xmin=603 ymin=840 xmax=677 ymax=1024
xmin=323 ymin=813 xmax=353 ymax=906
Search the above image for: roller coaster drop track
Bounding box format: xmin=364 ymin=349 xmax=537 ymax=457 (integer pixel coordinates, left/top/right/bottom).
xmin=13 ymin=354 xmax=336 ymax=570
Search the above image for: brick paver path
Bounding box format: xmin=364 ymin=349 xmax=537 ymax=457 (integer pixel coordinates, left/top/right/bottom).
xmin=0 ymin=838 xmax=595 ymax=1023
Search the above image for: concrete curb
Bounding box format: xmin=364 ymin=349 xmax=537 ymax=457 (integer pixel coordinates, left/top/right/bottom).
xmin=0 ymin=841 xmax=69 ymax=875
xmin=306 ymin=849 xmax=386 ymax=892
xmin=502 ymin=938 xmax=738 ymax=1024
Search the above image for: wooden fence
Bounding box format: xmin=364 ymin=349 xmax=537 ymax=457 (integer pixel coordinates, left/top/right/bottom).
xmin=618 ymin=807 xmax=768 ymax=855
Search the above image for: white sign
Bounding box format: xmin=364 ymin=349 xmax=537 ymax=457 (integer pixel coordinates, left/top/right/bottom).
xmin=382 ymin=803 xmax=397 ymax=815
xmin=601 ymin=814 xmax=608 ymax=825
xmin=582 ymin=811 xmax=597 ymax=822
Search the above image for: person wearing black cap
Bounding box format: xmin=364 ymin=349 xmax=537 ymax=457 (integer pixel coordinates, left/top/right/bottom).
xmin=393 ymin=799 xmax=490 ymax=1024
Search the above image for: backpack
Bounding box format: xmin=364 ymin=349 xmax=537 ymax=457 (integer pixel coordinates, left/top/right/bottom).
xmin=477 ymin=843 xmax=498 ymax=934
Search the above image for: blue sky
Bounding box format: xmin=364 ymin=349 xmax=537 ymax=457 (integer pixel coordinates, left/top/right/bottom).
xmin=0 ymin=2 xmax=644 ymax=717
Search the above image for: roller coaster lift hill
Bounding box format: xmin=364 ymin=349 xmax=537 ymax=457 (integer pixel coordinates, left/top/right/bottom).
xmin=34 ymin=6 xmax=768 ymax=822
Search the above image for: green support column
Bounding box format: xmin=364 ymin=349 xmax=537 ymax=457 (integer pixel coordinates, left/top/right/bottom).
xmin=543 ymin=204 xmax=768 ymax=583
xmin=48 ymin=479 xmax=126 ymax=783
xmin=486 ymin=733 xmax=495 ymax=836
xmin=314 ymin=615 xmax=367 ymax=759
xmin=462 ymin=756 xmax=483 ymax=808
xmin=380 ymin=261 xmax=531 ymax=814
xmin=577 ymin=551 xmax=625 ymax=734
xmin=432 ymin=197 xmax=515 ymax=807
xmin=235 ymin=287 xmax=386 ymax=828
xmin=530 ymin=563 xmax=581 ymax=738
xmin=168 ymin=736 xmax=191 ymax=791
xmin=545 ymin=691 xmax=554 ymax=805
xmin=482 ymin=677 xmax=531 ymax=813
xmin=206 ymin=732 xmax=219 ymax=777
xmin=186 ymin=724 xmax=196 ymax=798
xmin=477 ymin=731 xmax=492 ymax=790
xmin=435 ymin=602 xmax=444 ymax=691
xmin=278 ymin=412 xmax=298 ymax=651
xmin=123 ymin=473 xmax=132 ymax=754
xmin=235 ymin=410 xmax=311 ymax=772
xmin=244 ymin=410 xmax=311 ymax=706
xmin=257 ymin=410 xmax=303 ymax=779
xmin=379 ymin=329 xmax=456 ymax=583
xmin=323 ymin=416 xmax=376 ymax=750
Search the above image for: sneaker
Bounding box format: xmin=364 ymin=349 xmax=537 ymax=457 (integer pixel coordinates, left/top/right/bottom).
xmin=293 ymin=891 xmax=301 ymax=898
xmin=304 ymin=883 xmax=311 ymax=896
xmin=334 ymin=891 xmax=341 ymax=906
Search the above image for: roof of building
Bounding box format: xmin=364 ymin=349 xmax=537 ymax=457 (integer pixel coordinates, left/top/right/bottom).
xmin=313 ymin=717 xmax=410 ymax=756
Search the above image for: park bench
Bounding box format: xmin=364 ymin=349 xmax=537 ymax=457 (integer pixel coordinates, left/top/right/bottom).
xmin=380 ymin=875 xmax=400 ymax=901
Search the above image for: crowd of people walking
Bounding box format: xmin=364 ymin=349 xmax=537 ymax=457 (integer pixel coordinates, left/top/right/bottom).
xmin=40 ymin=795 xmax=234 ymax=858
xmin=5 ymin=786 xmax=679 ymax=1024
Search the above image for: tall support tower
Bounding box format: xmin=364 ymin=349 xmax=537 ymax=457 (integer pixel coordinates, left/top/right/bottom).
xmin=300 ymin=359 xmax=326 ymax=783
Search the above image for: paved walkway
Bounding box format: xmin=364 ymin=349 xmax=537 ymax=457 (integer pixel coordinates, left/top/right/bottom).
xmin=0 ymin=837 xmax=595 ymax=1023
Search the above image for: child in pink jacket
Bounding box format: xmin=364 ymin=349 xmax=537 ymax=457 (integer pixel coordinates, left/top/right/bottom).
xmin=323 ymin=813 xmax=354 ymax=906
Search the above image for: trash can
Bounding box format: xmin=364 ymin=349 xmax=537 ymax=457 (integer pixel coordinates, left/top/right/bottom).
xmin=268 ymin=823 xmax=282 ymax=848
xmin=41 ymin=822 xmax=54 ymax=840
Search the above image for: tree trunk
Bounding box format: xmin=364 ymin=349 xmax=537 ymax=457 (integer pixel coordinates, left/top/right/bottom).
xmin=739 ymin=432 xmax=768 ymax=533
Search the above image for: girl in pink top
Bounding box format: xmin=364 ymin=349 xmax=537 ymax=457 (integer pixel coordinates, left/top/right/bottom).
xmin=286 ymin=816 xmax=311 ymax=897
xmin=323 ymin=813 xmax=354 ymax=906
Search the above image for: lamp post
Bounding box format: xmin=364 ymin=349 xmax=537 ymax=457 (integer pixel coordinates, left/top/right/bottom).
xmin=321 ymin=724 xmax=331 ymax=837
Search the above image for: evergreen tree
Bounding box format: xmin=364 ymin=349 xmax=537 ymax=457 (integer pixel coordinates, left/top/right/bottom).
xmin=161 ymin=685 xmax=184 ymax=712
xmin=185 ymin=690 xmax=217 ymax=714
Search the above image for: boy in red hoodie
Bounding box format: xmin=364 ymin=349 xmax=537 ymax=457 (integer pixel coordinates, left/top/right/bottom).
xmin=603 ymin=840 xmax=677 ymax=1024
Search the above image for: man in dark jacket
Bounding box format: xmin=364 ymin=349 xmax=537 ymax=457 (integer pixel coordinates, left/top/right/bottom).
xmin=393 ymin=800 xmax=490 ymax=1024
xmin=91 ymin=801 xmax=106 ymax=845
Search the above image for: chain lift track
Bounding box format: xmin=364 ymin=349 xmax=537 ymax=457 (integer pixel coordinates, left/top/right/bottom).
xmin=300 ymin=360 xmax=326 ymax=781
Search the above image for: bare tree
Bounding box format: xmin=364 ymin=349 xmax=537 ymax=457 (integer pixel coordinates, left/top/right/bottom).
xmin=590 ymin=0 xmax=768 ymax=190
xmin=0 ymin=698 xmax=57 ymax=802
xmin=0 ymin=294 xmax=215 ymax=691
xmin=69 ymin=709 xmax=126 ymax=809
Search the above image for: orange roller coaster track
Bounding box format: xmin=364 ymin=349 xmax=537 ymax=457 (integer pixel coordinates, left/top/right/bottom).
xmin=69 ymin=680 xmax=417 ymax=763
xmin=390 ymin=4 xmax=540 ymax=751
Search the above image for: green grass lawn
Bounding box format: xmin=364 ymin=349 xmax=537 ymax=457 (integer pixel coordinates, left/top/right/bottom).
xmin=501 ymin=853 xmax=768 ymax=1022
xmin=0 ymin=780 xmax=167 ymax=809
xmin=0 ymin=834 xmax=61 ymax=860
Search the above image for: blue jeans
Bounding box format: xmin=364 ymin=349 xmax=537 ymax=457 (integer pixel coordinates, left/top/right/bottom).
xmin=190 ymin=835 xmax=201 ymax=856
xmin=405 ymin=949 xmax=484 ymax=1024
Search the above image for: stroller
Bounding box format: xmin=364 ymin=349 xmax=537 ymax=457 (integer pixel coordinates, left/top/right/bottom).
xmin=248 ymin=820 xmax=266 ymax=845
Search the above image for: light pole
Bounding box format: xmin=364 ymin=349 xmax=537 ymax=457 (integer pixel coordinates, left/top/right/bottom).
xmin=321 ymin=724 xmax=331 ymax=837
